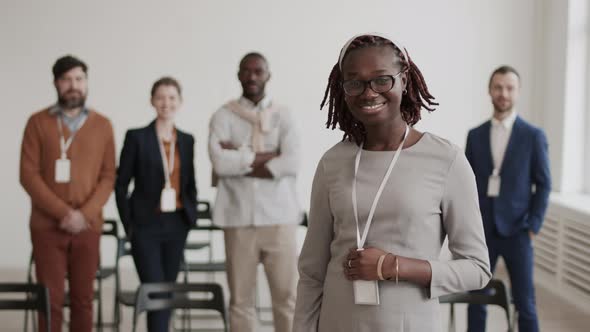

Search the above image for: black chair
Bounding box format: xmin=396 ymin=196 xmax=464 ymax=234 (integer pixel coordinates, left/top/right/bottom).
xmin=96 ymin=219 xmax=121 ymax=329
xmin=116 ymin=202 xmax=226 ymax=331
xmin=181 ymin=201 xmax=226 ymax=283
xmin=184 ymin=201 xmax=215 ymax=253
xmin=97 ymin=219 xmax=120 ymax=282
xmin=439 ymin=279 xmax=513 ymax=332
xmin=0 ymin=283 xmax=50 ymax=332
xmin=113 ymin=236 xmax=135 ymax=332
xmin=94 ymin=219 xmax=121 ymax=329
xmin=132 ymin=282 xmax=228 ymax=332
xmin=177 ymin=201 xmax=226 ymax=329
xmin=196 ymin=200 xmax=213 ymax=221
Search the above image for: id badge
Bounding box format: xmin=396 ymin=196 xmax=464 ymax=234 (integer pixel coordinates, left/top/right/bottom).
xmin=160 ymin=188 xmax=176 ymax=212
xmin=55 ymin=158 xmax=71 ymax=183
xmin=353 ymin=280 xmax=380 ymax=305
xmin=487 ymin=174 xmax=501 ymax=197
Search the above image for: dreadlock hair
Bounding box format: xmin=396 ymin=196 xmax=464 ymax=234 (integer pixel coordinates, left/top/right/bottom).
xmin=320 ymin=35 xmax=438 ymax=144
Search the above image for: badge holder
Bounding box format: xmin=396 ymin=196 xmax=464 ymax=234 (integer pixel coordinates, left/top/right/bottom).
xmin=487 ymin=169 xmax=501 ymax=197
xmin=353 ymin=279 xmax=380 ymax=305
xmin=160 ymin=186 xmax=176 ymax=212
xmin=55 ymin=154 xmax=70 ymax=183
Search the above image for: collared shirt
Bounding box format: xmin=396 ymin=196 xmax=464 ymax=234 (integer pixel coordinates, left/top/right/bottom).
xmin=49 ymin=104 xmax=89 ymax=133
xmin=208 ymin=96 xmax=302 ymax=228
xmin=490 ymin=110 xmax=517 ymax=172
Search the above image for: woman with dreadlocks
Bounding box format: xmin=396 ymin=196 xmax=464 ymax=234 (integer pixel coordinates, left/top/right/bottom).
xmin=293 ymin=33 xmax=491 ymax=332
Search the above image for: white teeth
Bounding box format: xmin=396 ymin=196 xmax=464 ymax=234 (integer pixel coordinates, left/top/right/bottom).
xmin=361 ymin=102 xmax=385 ymax=110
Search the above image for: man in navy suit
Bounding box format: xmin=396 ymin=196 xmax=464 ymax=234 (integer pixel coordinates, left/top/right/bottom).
xmin=465 ymin=66 xmax=551 ymax=332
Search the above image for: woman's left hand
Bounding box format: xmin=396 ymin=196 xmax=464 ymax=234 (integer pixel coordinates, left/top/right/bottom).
xmin=343 ymin=247 xmax=387 ymax=281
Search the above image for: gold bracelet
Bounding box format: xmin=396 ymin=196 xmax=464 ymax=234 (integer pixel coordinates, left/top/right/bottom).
xmin=395 ymin=255 xmax=399 ymax=284
xmin=377 ymin=254 xmax=387 ymax=281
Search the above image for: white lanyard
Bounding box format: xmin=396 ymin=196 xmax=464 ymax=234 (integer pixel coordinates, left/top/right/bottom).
xmin=352 ymin=125 xmax=409 ymax=249
xmin=158 ymin=136 xmax=176 ymax=188
xmin=56 ymin=115 xmax=86 ymax=159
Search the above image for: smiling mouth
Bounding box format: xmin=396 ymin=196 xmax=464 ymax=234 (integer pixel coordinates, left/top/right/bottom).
xmin=358 ymin=102 xmax=386 ymax=113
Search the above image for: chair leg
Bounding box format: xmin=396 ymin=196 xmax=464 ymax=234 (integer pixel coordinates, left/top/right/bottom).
xmin=26 ymin=254 xmax=34 ymax=332
xmin=448 ymin=303 xmax=455 ymax=332
xmin=189 ymin=308 xmax=192 ymax=331
xmin=44 ymin=309 xmax=50 ymax=332
xmin=115 ymin=294 xmax=123 ymax=332
xmin=510 ymin=309 xmax=517 ymax=332
xmin=23 ymin=307 xmax=29 ymax=332
xmin=32 ymin=311 xmax=37 ymax=332
xmin=114 ymin=285 xmax=122 ymax=331
xmin=182 ymin=256 xmax=189 ymax=330
xmin=114 ymin=296 xmax=121 ymax=332
xmin=97 ymin=276 xmax=103 ymax=332
xmin=132 ymin=312 xmax=137 ymax=332
xmin=224 ymin=311 xmax=229 ymax=332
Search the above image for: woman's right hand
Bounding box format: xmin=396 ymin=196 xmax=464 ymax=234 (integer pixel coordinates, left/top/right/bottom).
xmin=343 ymin=247 xmax=387 ymax=281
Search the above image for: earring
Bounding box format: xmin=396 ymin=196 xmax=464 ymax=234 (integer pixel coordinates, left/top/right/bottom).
xmin=403 ymin=89 xmax=407 ymax=95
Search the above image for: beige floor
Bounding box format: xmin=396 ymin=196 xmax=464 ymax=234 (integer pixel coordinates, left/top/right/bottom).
xmin=1 ymin=265 xmax=589 ymax=332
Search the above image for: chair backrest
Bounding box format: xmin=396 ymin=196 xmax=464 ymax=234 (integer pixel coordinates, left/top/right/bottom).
xmin=99 ymin=219 xmax=120 ymax=277
xmin=116 ymin=237 xmax=133 ymax=259
xmin=192 ymin=200 xmax=219 ymax=231
xmin=133 ymin=282 xmax=226 ymax=331
xmin=196 ymin=200 xmax=212 ymax=220
xmin=439 ymin=279 xmax=510 ymax=307
xmin=135 ymin=282 xmax=225 ymax=313
xmin=0 ymin=283 xmax=50 ymax=332
xmin=300 ymin=212 xmax=308 ymax=227
xmin=439 ymin=279 xmax=512 ymax=332
xmin=115 ymin=237 xmax=133 ymax=287
xmin=26 ymin=254 xmax=34 ymax=283
xmin=102 ymin=219 xmax=119 ymax=238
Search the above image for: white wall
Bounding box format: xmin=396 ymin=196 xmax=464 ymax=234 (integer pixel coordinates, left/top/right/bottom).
xmin=0 ymin=0 xmax=540 ymax=268
xmin=531 ymin=0 xmax=569 ymax=192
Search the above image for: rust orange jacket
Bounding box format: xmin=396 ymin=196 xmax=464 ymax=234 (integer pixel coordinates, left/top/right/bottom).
xmin=20 ymin=107 xmax=116 ymax=232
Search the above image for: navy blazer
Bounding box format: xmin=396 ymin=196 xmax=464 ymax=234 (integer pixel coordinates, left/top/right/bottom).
xmin=465 ymin=116 xmax=551 ymax=237
xmin=115 ymin=121 xmax=197 ymax=235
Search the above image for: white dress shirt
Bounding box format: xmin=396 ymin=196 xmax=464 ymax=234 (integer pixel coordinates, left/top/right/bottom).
xmin=208 ymin=96 xmax=303 ymax=228
xmin=490 ymin=110 xmax=517 ymax=174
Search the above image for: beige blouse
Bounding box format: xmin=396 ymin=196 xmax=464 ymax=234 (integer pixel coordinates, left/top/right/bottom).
xmin=293 ymin=133 xmax=491 ymax=332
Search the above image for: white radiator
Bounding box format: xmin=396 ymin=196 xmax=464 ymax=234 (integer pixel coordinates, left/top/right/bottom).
xmin=534 ymin=195 xmax=590 ymax=311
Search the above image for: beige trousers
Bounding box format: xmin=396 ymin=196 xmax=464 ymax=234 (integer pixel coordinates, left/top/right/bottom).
xmin=224 ymin=224 xmax=298 ymax=332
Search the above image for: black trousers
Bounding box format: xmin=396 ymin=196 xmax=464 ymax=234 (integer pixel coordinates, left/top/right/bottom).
xmin=131 ymin=210 xmax=189 ymax=332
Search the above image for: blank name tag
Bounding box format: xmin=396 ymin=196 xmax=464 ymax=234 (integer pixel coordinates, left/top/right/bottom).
xmin=487 ymin=175 xmax=501 ymax=197
xmin=55 ymin=159 xmax=70 ymax=183
xmin=160 ymin=188 xmax=176 ymax=212
xmin=353 ymin=280 xmax=380 ymax=305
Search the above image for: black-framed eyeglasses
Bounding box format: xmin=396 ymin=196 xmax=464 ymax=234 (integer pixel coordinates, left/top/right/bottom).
xmin=341 ymin=71 xmax=404 ymax=97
